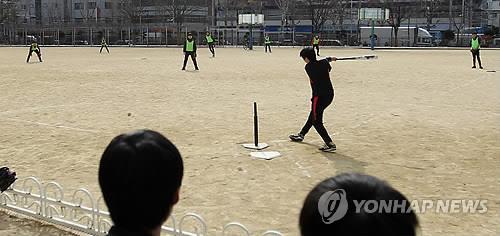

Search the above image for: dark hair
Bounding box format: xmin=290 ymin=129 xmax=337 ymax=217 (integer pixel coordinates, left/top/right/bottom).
xmin=472 ymin=32 xmax=478 ymax=35
xmin=99 ymin=130 xmax=184 ymax=232
xmin=299 ymin=173 xmax=418 ymax=236
xmin=300 ymin=47 xmax=317 ymax=62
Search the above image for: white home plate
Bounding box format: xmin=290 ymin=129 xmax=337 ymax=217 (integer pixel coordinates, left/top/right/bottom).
xmin=251 ymin=151 xmax=281 ymax=160
xmin=242 ymin=143 xmax=269 ymax=150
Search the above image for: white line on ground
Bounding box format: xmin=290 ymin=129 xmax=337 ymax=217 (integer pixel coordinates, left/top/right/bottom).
xmin=1 ymin=117 xmax=101 ymax=133
xmin=0 ymin=102 xmax=98 ymax=115
xmin=295 ymin=162 xmax=311 ymax=178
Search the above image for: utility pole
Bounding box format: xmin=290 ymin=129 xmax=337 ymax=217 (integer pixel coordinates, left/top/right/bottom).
xmin=461 ymin=0 xmax=465 ymax=30
xmin=350 ymin=0 xmax=353 ymax=45
xmin=449 ymin=0 xmax=452 ymax=30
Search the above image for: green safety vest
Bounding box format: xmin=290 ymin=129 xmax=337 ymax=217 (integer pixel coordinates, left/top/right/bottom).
xmin=206 ymin=35 xmax=213 ymax=43
xmin=186 ymin=40 xmax=194 ymax=52
xmin=471 ymin=38 xmax=480 ymax=49
xmin=265 ymin=37 xmax=271 ymax=44
xmin=31 ymin=43 xmax=38 ymax=51
xmin=313 ymin=38 xmax=319 ymax=45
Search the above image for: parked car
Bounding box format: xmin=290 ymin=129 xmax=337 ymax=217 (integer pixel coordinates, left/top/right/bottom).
xmin=74 ymin=40 xmax=89 ymax=45
xmin=114 ymin=39 xmax=134 ymax=45
xmin=322 ymin=39 xmax=344 ymax=46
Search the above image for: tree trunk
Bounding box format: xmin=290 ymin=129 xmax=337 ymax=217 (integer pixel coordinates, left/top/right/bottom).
xmin=394 ymin=28 xmax=399 ymax=47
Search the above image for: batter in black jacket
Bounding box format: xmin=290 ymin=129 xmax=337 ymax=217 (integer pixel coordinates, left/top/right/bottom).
xmin=290 ymin=47 xmax=336 ymax=152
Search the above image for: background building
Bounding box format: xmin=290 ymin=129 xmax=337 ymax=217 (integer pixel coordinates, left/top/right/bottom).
xmin=0 ymin=0 xmax=497 ymax=46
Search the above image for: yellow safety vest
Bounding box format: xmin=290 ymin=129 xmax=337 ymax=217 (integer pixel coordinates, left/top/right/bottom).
xmin=313 ymin=38 xmax=320 ymax=45
xmin=186 ymin=40 xmax=194 ymax=52
xmin=471 ymin=38 xmax=480 ymax=50
xmin=206 ymin=35 xmax=214 ymax=43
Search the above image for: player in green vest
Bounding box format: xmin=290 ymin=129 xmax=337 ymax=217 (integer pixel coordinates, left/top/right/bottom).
xmin=100 ymin=37 xmax=110 ymax=54
xmin=26 ymin=39 xmax=42 ymax=63
xmin=470 ymin=32 xmax=483 ymax=69
xmin=206 ymin=32 xmax=215 ymax=57
xmin=312 ymin=35 xmax=320 ymax=56
xmin=182 ymin=33 xmax=199 ymax=71
xmin=264 ymin=35 xmax=272 ymax=53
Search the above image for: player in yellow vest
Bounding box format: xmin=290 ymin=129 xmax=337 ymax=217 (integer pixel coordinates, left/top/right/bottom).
xmin=206 ymin=32 xmax=215 ymax=57
xmin=100 ymin=37 xmax=110 ymax=54
xmin=26 ymin=40 xmax=42 ymax=63
xmin=182 ymin=33 xmax=199 ymax=71
xmin=312 ymin=35 xmax=320 ymax=56
xmin=470 ymin=32 xmax=483 ymax=69
xmin=264 ymin=35 xmax=272 ymax=53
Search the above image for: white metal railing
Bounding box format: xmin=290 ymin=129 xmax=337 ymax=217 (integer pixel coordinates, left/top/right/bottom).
xmin=0 ymin=176 xmax=282 ymax=236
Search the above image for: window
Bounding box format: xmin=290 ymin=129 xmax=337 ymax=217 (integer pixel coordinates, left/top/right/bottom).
xmin=74 ymin=3 xmax=83 ymax=10
xmin=22 ymin=4 xmax=26 ymax=10
xmin=105 ymin=2 xmax=112 ymax=9
xmin=88 ymin=2 xmax=96 ymax=9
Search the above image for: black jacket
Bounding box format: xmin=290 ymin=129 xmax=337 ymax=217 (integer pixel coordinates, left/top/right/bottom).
xmin=107 ymin=226 xmax=152 ymax=236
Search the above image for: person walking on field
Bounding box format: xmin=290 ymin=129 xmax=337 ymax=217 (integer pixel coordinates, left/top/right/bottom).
xmin=182 ymin=33 xmax=199 ymax=71
xmin=100 ymin=37 xmax=110 ymax=54
xmin=470 ymin=32 xmax=483 ymax=69
xmin=265 ymin=35 xmax=272 ymax=53
xmin=289 ymin=47 xmax=337 ymax=153
xmin=206 ymin=32 xmax=215 ymax=57
xmin=26 ymin=40 xmax=42 ymax=63
xmin=312 ymin=35 xmax=320 ymax=56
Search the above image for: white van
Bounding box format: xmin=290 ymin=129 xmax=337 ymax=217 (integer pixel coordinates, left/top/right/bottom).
xmin=360 ymin=26 xmax=433 ymax=47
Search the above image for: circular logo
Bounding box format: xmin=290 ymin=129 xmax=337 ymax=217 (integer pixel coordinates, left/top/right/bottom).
xmin=317 ymin=189 xmax=348 ymax=224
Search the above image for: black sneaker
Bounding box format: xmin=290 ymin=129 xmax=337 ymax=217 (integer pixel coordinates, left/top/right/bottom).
xmin=319 ymin=142 xmax=336 ymax=153
xmin=472 ymin=66 xmax=476 ymax=69
xmin=289 ymin=133 xmax=304 ymax=142
xmin=181 ymin=68 xmax=186 ymax=70
xmin=479 ymin=66 xmax=483 ymax=69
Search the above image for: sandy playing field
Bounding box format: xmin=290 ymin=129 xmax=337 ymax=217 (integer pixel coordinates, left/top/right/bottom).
xmin=0 ymin=46 xmax=499 ymax=235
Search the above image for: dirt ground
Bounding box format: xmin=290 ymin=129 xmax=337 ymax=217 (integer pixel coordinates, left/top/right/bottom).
xmin=0 ymin=46 xmax=498 ymax=235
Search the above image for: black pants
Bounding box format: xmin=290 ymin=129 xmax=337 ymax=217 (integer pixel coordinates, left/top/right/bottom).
xmin=208 ymin=43 xmax=215 ymax=56
xmin=265 ymin=44 xmax=272 ymax=53
xmin=300 ymin=95 xmax=334 ymax=144
xmin=471 ymin=49 xmax=482 ymax=67
xmin=100 ymin=45 xmax=109 ymax=53
xmin=26 ymin=50 xmax=42 ymax=62
xmin=313 ymin=44 xmax=320 ymax=55
xmin=182 ymin=52 xmax=199 ymax=69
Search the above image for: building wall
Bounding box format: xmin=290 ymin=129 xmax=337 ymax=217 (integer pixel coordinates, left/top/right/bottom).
xmin=483 ymin=0 xmax=500 ymax=26
xmin=16 ymin=0 xmax=37 ymax=24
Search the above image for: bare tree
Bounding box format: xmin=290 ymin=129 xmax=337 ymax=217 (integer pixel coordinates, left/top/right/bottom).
xmin=384 ymin=1 xmax=408 ymax=47
xmin=274 ymin=0 xmax=293 ymax=41
xmin=118 ymin=0 xmax=144 ymax=24
xmin=306 ymin=0 xmax=335 ymax=33
xmin=165 ymin=0 xmax=199 ymax=44
xmin=421 ymin=0 xmax=442 ymax=31
xmin=450 ymin=10 xmax=464 ymax=45
xmin=0 ymin=0 xmax=17 ymax=43
xmin=329 ymin=0 xmax=349 ymax=33
xmin=77 ymin=0 xmax=90 ymax=23
xmin=0 ymin=0 xmax=17 ymax=25
xmin=45 ymin=0 xmax=62 ymax=25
